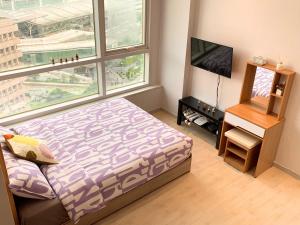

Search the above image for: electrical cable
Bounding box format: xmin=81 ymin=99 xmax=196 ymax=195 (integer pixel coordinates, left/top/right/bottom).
xmin=216 ymin=75 xmax=220 ymax=109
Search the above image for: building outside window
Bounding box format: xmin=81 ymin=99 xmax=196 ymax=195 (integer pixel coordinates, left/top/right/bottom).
xmin=0 ymin=0 xmax=149 ymax=119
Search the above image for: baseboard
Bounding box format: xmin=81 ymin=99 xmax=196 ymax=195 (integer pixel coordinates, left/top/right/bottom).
xmin=273 ymin=162 xmax=300 ymax=180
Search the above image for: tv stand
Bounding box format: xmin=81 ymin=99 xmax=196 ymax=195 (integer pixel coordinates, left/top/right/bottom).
xmin=177 ymin=96 xmax=224 ymax=149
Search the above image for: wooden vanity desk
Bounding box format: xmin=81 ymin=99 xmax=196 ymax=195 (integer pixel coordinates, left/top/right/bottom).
xmin=219 ymin=103 xmax=284 ymax=177
xmin=219 ymin=62 xmax=295 ymax=177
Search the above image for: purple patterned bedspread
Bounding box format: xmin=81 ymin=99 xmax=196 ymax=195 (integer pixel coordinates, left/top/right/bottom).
xmin=13 ymin=98 xmax=193 ymax=223
xmin=252 ymin=67 xmax=274 ymax=97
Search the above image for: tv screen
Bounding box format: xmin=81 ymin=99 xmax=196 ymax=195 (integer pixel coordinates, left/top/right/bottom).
xmin=191 ymin=37 xmax=233 ymax=78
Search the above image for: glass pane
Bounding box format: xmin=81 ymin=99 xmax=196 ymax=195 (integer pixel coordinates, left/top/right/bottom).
xmin=0 ymin=0 xmax=96 ymax=73
xmin=105 ymin=54 xmax=145 ymax=91
xmin=105 ymin=0 xmax=144 ymax=50
xmin=0 ymin=64 xmax=99 ymax=118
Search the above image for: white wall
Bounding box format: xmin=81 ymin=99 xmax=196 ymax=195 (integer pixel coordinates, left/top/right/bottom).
xmin=188 ymin=0 xmax=300 ymax=175
xmin=158 ymin=0 xmax=193 ymax=115
xmin=125 ymin=86 xmax=162 ymax=112
xmin=148 ymin=0 xmax=161 ymax=85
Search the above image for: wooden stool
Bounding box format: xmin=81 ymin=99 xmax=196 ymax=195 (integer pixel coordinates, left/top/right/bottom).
xmin=224 ymin=128 xmax=261 ymax=173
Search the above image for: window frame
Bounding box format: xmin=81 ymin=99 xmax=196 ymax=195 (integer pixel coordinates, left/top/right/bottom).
xmin=100 ymin=0 xmax=150 ymax=56
xmin=0 ymin=0 xmax=151 ymax=123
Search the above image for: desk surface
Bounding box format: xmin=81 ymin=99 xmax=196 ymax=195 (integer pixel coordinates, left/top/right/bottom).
xmin=226 ymin=104 xmax=281 ymax=129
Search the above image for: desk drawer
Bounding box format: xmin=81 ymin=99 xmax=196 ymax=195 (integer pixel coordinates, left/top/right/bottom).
xmin=224 ymin=112 xmax=265 ymax=138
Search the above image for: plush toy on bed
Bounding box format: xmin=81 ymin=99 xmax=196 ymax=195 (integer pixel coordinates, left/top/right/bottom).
xmin=4 ymin=134 xmax=58 ymax=165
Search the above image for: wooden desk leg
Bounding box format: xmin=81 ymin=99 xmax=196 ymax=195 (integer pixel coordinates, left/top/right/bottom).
xmin=218 ymin=121 xmax=233 ymax=156
xmin=254 ymin=121 xmax=284 ymax=177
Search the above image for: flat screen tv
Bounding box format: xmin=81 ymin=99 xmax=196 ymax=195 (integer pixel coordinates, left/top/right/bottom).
xmin=191 ymin=37 xmax=233 ymax=78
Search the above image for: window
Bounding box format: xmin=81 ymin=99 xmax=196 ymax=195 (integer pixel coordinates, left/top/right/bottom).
xmin=0 ymin=0 xmax=149 ymax=120
xmin=0 ymin=64 xmax=98 ymax=118
xmin=105 ymin=54 xmax=145 ymax=91
xmin=104 ymin=0 xmax=145 ymax=50
xmin=0 ymin=0 xmax=96 ymax=70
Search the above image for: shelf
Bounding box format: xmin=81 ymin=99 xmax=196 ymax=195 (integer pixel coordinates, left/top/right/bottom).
xmin=247 ymin=61 xmax=295 ymax=76
xmin=224 ymin=153 xmax=245 ymax=171
xmin=244 ymin=100 xmax=268 ymax=115
xmin=178 ymin=97 xmax=225 ymax=149
xmin=180 ymin=96 xmax=224 ymax=121
xmin=192 ymin=121 xmax=218 ymax=135
xmin=269 ymin=112 xmax=278 ymax=117
xmin=240 ymin=62 xmax=295 ymax=120
xmin=270 ymin=93 xmax=283 ymax=99
xmin=226 ymin=145 xmax=247 ymax=160
xmin=182 ymin=120 xmax=218 ymax=136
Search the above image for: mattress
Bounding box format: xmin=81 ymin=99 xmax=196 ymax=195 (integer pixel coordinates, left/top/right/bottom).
xmin=13 ymin=98 xmax=193 ymax=223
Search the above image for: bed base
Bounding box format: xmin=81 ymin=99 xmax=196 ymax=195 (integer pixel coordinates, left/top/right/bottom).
xmin=64 ymin=156 xmax=192 ymax=225
xmin=1 ymin=151 xmax=191 ymax=225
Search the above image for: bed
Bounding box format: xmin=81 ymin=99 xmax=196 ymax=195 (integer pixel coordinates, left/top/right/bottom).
xmin=0 ymin=98 xmax=193 ymax=225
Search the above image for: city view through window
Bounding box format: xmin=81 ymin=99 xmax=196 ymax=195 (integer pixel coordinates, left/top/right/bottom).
xmin=0 ymin=0 xmax=146 ymax=118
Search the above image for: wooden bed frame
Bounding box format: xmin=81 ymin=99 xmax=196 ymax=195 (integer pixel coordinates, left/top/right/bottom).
xmin=0 ymin=144 xmax=192 ymax=225
xmin=0 ymin=144 xmax=19 ymax=225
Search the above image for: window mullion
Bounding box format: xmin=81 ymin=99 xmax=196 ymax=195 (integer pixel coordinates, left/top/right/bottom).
xmin=93 ymin=0 xmax=102 ymax=57
xmin=93 ymin=0 xmax=105 ymax=96
xmin=0 ymin=57 xmax=100 ymax=82
xmin=100 ymin=61 xmax=106 ymax=97
xmin=104 ymin=45 xmax=149 ymax=57
xmin=98 ymin=0 xmax=108 ymax=56
xmin=144 ymin=0 xmax=150 ymax=49
xmin=97 ymin=0 xmax=107 ymax=96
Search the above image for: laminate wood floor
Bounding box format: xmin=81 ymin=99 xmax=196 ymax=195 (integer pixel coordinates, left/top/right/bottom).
xmin=95 ymin=110 xmax=300 ymax=225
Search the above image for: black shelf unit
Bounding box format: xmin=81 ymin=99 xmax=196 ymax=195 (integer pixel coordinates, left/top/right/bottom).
xmin=177 ymin=96 xmax=224 ymax=149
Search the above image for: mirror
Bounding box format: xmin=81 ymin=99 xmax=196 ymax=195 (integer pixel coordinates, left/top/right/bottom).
xmin=251 ymin=67 xmax=275 ymax=108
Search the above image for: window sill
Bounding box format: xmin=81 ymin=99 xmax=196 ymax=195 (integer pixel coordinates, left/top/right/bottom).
xmin=0 ymin=57 xmax=99 ymax=81
xmin=106 ymin=82 xmax=149 ymax=96
xmin=0 ymin=84 xmax=161 ymax=126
